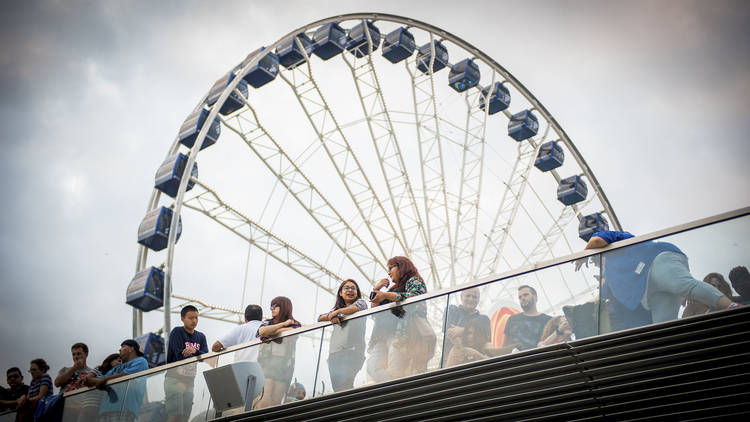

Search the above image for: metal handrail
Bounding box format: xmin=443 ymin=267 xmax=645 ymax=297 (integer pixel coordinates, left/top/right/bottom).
xmin=68 ymin=205 xmax=749 ymax=397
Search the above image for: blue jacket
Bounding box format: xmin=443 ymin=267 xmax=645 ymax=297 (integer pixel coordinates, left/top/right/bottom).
xmin=594 ymin=231 xmax=683 ymax=310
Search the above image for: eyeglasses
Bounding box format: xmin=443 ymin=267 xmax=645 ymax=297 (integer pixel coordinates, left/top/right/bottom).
xmin=342 ymin=286 xmax=357 ymax=292
xmin=270 ymin=304 xmax=280 ymax=310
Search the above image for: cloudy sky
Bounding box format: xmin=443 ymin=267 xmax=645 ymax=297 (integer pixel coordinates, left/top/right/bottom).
xmin=1 ymin=0 xmax=748 ymax=383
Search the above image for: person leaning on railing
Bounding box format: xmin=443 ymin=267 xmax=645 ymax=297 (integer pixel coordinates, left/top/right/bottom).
xmin=254 ymin=296 xmax=301 ymax=410
xmin=83 ymin=340 xmax=149 ymax=422
xmin=318 ymin=279 xmax=368 ymax=392
xmin=370 ymin=256 xmax=436 ymax=379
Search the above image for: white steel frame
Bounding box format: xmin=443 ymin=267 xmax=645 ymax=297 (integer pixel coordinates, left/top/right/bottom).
xmin=133 ymin=13 xmax=622 ymax=350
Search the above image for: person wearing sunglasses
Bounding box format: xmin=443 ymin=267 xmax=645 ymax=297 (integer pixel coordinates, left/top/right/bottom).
xmin=255 ymin=296 xmax=301 ymax=409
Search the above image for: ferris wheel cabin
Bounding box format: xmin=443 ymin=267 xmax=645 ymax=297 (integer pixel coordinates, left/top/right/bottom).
xmin=346 ymin=21 xmax=381 ymax=58
xmin=578 ymin=212 xmax=609 ymax=241
xmin=449 ymin=58 xmax=480 ymax=93
xmin=479 ymin=82 xmax=511 ymax=115
xmin=557 ymin=175 xmax=588 ymax=206
xmin=206 ymin=72 xmax=248 ymax=115
xmin=154 ymin=153 xmax=198 ymax=199
xmin=416 ymin=40 xmax=449 ymax=73
xmin=178 ymin=108 xmax=220 ymax=150
xmin=242 ymin=48 xmax=280 ymax=88
xmin=381 ymin=27 xmax=416 ymax=64
xmin=276 ymin=33 xmax=313 ymax=69
xmin=312 ymin=23 xmax=347 ymax=60
xmin=508 ymin=109 xmax=539 ymax=141
xmin=126 ymin=266 xmax=165 ymax=312
xmin=534 ymin=140 xmax=565 ymax=172
xmin=137 ymin=206 xmax=182 ymax=252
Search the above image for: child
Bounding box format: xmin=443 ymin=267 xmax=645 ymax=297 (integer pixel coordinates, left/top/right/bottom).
xmin=165 ymin=305 xmax=208 ymax=422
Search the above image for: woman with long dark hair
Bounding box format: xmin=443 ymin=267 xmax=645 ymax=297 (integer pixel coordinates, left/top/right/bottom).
xmin=256 ymin=296 xmax=301 ymax=409
xmin=318 ymin=279 xmax=368 ymax=392
xmin=95 ymin=353 xmax=122 ymax=376
xmin=369 ymin=256 xmax=436 ymax=379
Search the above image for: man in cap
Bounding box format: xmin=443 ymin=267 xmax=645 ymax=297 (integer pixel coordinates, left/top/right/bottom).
xmin=85 ymin=339 xmax=149 ymax=422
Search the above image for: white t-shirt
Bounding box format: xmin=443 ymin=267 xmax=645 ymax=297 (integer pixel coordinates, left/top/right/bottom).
xmin=218 ymin=320 xmax=263 ymax=362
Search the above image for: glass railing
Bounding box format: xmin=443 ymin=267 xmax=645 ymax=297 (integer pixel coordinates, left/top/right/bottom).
xmin=60 ymin=207 xmax=749 ymax=420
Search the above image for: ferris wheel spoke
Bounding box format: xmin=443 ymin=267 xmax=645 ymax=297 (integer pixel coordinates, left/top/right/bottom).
xmin=183 ymin=179 xmax=341 ymax=295
xmin=278 ymin=40 xmax=407 ymax=277
xmin=474 ymin=140 xmax=538 ymax=279
xmin=405 ymin=33 xmax=455 ymax=289
xmin=453 ymin=73 xmax=493 ymax=285
xmin=521 ymin=195 xmax=596 ymax=267
xmin=219 ymin=99 xmax=384 ymax=284
xmin=339 ymin=20 xmax=436 ymax=282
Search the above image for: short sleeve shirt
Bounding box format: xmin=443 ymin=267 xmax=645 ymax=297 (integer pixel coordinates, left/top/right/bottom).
xmin=57 ymin=365 xmax=98 ymax=393
xmin=27 ymin=374 xmax=52 ymax=399
xmin=99 ymin=357 xmax=149 ymax=415
xmin=218 ymin=320 xmax=263 ymax=362
xmin=504 ymin=313 xmax=552 ymax=351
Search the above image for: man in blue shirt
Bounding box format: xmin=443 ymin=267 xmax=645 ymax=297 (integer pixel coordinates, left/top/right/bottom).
xmin=578 ymin=230 xmax=739 ymax=330
xmin=85 ymin=339 xmax=149 ymax=422
xmin=165 ymin=305 xmax=208 ymax=422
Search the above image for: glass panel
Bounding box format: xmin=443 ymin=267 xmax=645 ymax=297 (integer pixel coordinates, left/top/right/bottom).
xmin=365 ymin=295 xmax=448 ymax=384
xmin=93 ymin=379 xmax=131 ymax=421
xmin=443 ymin=258 xmax=600 ymax=367
xmin=201 ymin=341 xmax=266 ymax=418
xmin=61 ymin=387 xmax=105 ymax=422
xmin=598 ymin=215 xmax=749 ymax=334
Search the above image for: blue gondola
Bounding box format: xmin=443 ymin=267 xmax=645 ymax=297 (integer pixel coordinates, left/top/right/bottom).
xmin=557 ymin=175 xmax=588 ymax=205
xmin=534 ymin=140 xmax=565 ymax=172
xmin=578 ymin=213 xmax=609 ymax=241
xmin=136 ymin=333 xmax=165 ymax=368
xmin=382 ymin=27 xmax=416 ymax=63
xmin=242 ymin=48 xmax=280 ymax=88
xmin=276 ymin=33 xmax=313 ymax=69
xmin=479 ymin=82 xmax=511 ymax=115
xmin=137 ymin=206 xmax=182 ymax=252
xmin=154 ymin=153 xmax=198 ymax=198
xmin=346 ymin=21 xmax=381 ymax=58
xmin=312 ymin=23 xmax=347 ymax=60
xmin=416 ymin=40 xmax=449 ymax=74
xmin=205 ymin=72 xmax=248 ymax=115
xmin=178 ymin=108 xmax=220 ymax=150
xmin=448 ymin=59 xmax=480 ymax=92
xmin=126 ymin=267 xmax=164 ymax=312
xmin=507 ymin=109 xmax=539 ymax=141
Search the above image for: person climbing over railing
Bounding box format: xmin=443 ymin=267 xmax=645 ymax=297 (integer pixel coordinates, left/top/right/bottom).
xmin=575 ymin=230 xmax=740 ymax=331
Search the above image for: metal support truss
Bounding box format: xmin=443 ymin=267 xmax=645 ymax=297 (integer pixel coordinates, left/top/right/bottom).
xmin=340 ymin=20 xmax=436 ymax=286
xmin=474 ymin=139 xmax=538 ymax=279
xmin=406 ymin=34 xmax=455 ymax=289
xmin=168 ymin=294 xmax=244 ymax=324
xmin=278 ymin=38 xmax=406 ymax=281
xmin=220 ymin=95 xmax=383 ymax=284
xmin=183 ymin=179 xmax=341 ymax=295
xmin=453 ymin=80 xmax=492 ymax=285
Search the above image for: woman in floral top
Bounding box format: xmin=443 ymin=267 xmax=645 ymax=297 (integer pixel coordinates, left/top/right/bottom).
xmin=370 ymin=256 xmax=435 ymax=379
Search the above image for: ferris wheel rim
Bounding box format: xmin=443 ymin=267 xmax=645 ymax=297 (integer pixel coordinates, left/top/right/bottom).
xmin=134 ymin=12 xmax=622 ymax=339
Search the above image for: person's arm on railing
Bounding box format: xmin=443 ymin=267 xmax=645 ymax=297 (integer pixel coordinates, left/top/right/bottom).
xmin=257 ymin=319 xmax=297 ymax=338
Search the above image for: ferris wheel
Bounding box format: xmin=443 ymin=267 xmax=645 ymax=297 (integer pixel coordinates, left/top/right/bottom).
xmin=126 ymin=13 xmax=621 ymax=340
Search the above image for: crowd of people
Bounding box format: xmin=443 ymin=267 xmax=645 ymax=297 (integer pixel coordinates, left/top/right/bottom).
xmin=2 ymin=237 xmax=747 ymax=421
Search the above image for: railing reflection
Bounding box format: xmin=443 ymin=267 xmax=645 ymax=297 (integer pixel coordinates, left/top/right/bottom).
xmin=60 ymin=208 xmax=749 ymax=421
